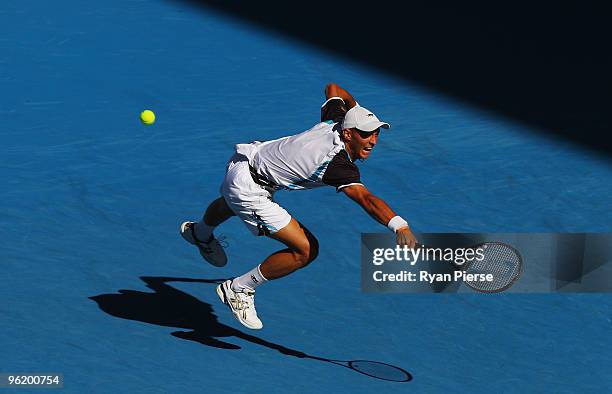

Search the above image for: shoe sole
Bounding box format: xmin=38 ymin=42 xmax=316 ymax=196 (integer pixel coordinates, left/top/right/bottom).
xmin=216 ymin=283 xmax=227 ymax=304
xmin=180 ymin=221 xmax=227 ymax=267
xmin=216 ymin=282 xmax=262 ymax=330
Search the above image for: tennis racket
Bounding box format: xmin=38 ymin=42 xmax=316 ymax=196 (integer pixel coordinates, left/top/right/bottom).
xmin=454 ymin=242 xmax=523 ymax=293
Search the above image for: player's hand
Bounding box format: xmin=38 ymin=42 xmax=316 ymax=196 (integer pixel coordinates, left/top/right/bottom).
xmin=396 ymin=226 xmax=417 ymax=249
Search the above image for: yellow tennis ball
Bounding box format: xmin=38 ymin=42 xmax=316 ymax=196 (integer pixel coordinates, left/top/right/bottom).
xmin=140 ymin=110 xmax=155 ymax=125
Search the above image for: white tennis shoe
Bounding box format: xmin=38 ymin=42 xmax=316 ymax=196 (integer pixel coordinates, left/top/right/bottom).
xmin=216 ymin=279 xmax=263 ymax=330
xmin=180 ymin=221 xmax=227 ymax=267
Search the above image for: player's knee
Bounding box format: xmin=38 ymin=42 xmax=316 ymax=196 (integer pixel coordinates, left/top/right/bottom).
xmin=295 ymin=235 xmax=319 ymax=268
xmin=307 ymin=236 xmax=319 ymax=263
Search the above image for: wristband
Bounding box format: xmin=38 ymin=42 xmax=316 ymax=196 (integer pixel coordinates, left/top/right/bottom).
xmin=387 ymin=216 xmax=409 ymax=233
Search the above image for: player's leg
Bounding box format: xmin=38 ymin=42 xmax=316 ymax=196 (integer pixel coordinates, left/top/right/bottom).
xmin=218 ymin=218 xmax=318 ymax=330
xmin=260 ymin=218 xmax=319 ymax=279
xmin=180 ymin=150 xmax=246 ymax=266
xmin=195 ymin=196 xmax=236 ymax=238
xmin=230 ymin=218 xmax=317 ymax=292
xmin=214 ymin=154 xmax=319 ymax=329
xmin=229 ymin=211 xmax=319 ymax=288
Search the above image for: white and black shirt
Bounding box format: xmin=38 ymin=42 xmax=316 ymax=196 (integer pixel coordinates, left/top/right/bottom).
xmin=235 ymin=97 xmax=363 ymax=192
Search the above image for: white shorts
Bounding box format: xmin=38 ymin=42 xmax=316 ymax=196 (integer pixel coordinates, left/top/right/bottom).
xmin=220 ymin=153 xmax=292 ymax=236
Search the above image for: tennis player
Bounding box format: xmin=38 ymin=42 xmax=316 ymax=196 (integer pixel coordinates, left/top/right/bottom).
xmin=181 ymin=83 xmax=417 ymax=329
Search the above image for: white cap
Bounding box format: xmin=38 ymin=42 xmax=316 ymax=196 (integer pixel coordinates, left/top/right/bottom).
xmin=342 ymin=106 xmax=390 ymax=132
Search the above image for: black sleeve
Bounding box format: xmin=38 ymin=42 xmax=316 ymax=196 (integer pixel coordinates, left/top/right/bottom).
xmin=322 ymin=150 xmax=362 ymax=192
xmin=321 ymin=98 xmax=348 ymax=123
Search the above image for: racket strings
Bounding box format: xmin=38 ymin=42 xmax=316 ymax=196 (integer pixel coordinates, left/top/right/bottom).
xmin=465 ymin=243 xmax=522 ymax=292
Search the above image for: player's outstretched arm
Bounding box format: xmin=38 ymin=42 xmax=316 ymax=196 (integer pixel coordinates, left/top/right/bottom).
xmin=325 ymin=83 xmax=357 ymax=109
xmin=341 ymin=184 xmax=417 ymax=248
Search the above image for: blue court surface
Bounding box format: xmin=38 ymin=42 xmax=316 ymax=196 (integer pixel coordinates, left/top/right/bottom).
xmin=2 ymin=1 xmax=612 ymax=393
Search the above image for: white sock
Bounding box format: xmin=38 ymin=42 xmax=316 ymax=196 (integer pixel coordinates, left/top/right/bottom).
xmin=232 ymin=265 xmax=268 ymax=292
xmin=194 ymin=220 xmax=214 ymax=242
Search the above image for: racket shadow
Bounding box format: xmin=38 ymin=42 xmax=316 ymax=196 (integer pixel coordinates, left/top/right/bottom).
xmin=89 ymin=276 xmax=413 ymax=383
xmin=229 ymin=331 xmax=412 ymax=382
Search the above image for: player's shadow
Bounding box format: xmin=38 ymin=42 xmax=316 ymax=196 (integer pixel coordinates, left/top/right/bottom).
xmin=90 ymin=277 xmax=245 ymax=349
xmin=89 ymin=276 xmax=412 ymax=382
